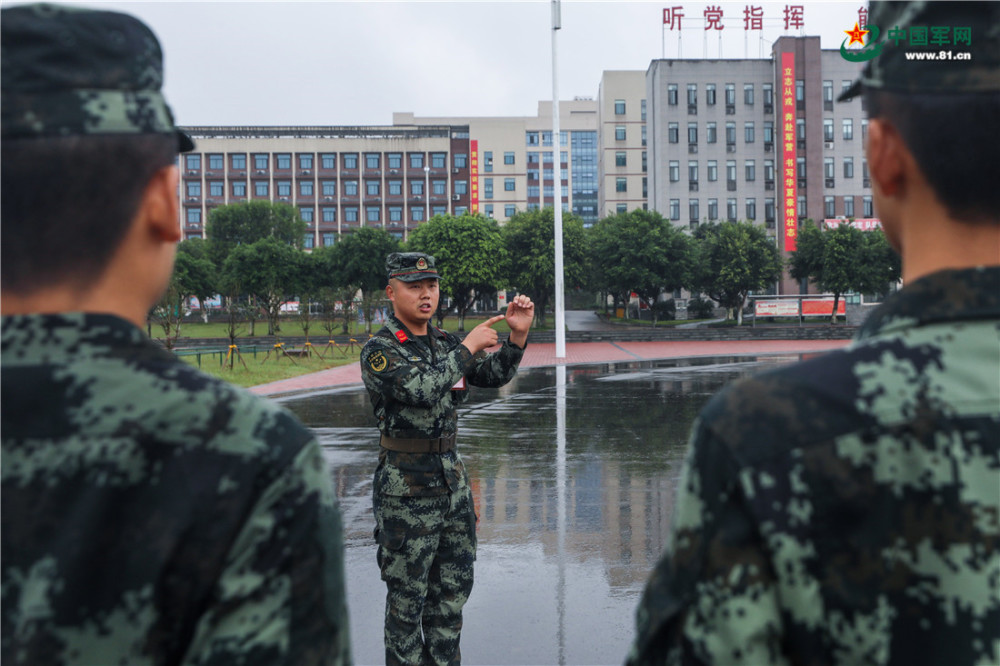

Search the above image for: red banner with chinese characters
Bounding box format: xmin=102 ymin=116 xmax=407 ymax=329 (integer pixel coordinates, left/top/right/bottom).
xmin=781 ymin=51 xmax=797 ymax=252
xmin=470 ymin=139 xmax=479 ymax=214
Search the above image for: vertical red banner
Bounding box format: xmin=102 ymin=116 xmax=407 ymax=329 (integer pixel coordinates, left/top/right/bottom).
xmin=470 ymin=139 xmax=479 ymax=214
xmin=781 ymin=51 xmax=797 ymax=252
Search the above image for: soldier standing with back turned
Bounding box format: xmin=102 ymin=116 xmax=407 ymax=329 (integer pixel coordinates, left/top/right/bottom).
xmin=626 ymin=2 xmax=999 ymax=665
xmin=361 ymin=252 xmax=533 ymax=665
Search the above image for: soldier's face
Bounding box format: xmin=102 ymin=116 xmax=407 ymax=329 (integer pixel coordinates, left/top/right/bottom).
xmin=387 ymin=278 xmax=439 ymax=329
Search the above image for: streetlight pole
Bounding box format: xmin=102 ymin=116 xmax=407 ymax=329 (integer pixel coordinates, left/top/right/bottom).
xmin=424 ymin=165 xmax=430 ymax=222
xmin=551 ymin=0 xmax=566 ymax=358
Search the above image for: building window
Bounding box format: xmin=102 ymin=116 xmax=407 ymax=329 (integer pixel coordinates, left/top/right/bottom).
xmin=344 ymin=180 xmax=359 ymax=196
xmin=430 ymin=153 xmax=446 ymax=168
xmin=186 ymin=181 xmax=201 ymax=197
xmin=765 ymin=198 xmax=776 ymax=222
xmin=706 ymin=122 xmax=717 ymax=143
xmin=745 ymin=160 xmax=756 ymax=182
xmin=527 ymin=185 xmax=540 ymax=199
xmin=843 ymin=157 xmax=854 ymax=179
xmin=843 ymin=119 xmax=854 ymax=140
xmin=484 ymin=178 xmax=493 ymax=199
xmin=433 ymin=180 xmax=446 ymax=195
xmin=208 ymin=154 xmax=223 ymax=170
xmin=616 ymin=177 xmax=627 ymax=193
xmin=527 ymin=152 xmax=540 ymax=165
xmin=708 ymin=198 xmax=719 ymax=220
xmin=687 ymin=83 xmax=697 ymax=105
xmin=300 ymin=207 xmax=314 ymax=223
xmin=232 ymin=181 xmax=246 ymax=197
xmin=254 ymin=154 xmax=269 ymax=170
xmin=454 ymin=180 xmax=468 ymax=195
xmin=842 ymin=79 xmax=853 ymax=96
xmin=746 ymin=198 xmax=757 ymax=220
xmin=527 ymin=168 xmax=539 ymax=182
xmin=614 ymin=99 xmax=626 ymax=115
xmin=796 ymin=119 xmax=806 ymax=141
xmin=795 ymin=80 xmax=805 ymax=102
xmin=669 ymin=161 xmax=680 ymax=182
xmin=824 ymin=119 xmax=834 ymax=142
xmin=323 ymin=233 xmax=335 ymax=246
xmin=641 ymin=126 xmax=647 ymax=147
xmin=231 ymin=154 xmax=246 ymax=170
xmin=863 ymin=195 xmax=873 ymax=217
xmin=504 ymin=151 xmax=515 ymax=165
xmin=322 ymin=181 xmax=336 ymax=196
xmin=764 ymin=121 xmax=774 ymax=145
xmin=764 ymin=160 xmax=775 ymax=182
xmin=410 ymin=181 xmax=423 ymax=196
xmin=209 ymin=181 xmax=223 ymax=197
xmin=615 ymin=126 xmax=626 ymax=141
xmin=744 ymin=83 xmax=754 ymax=105
xmin=254 ymin=181 xmax=268 ymax=196
xmin=667 ymin=83 xmax=678 ymax=105
xmin=365 ymin=154 xmax=380 ymax=169
xmin=797 ymin=157 xmax=806 ymax=179
xmin=367 ymin=207 xmax=380 ymax=223
xmin=484 ymin=151 xmax=493 ymax=173
xmin=304 ymin=234 xmax=315 ymax=249
xmin=797 ymin=194 xmax=807 ymax=217
xmin=727 ymin=198 xmax=737 ymax=221
xmin=387 ymin=153 xmax=402 ymax=170
xmin=689 ymin=199 xmax=700 ymax=221
xmin=823 ymin=80 xmax=834 ymax=106
xmin=504 ymin=178 xmax=516 ymax=191
xmin=388 ymin=180 xmax=402 ymax=196
xmin=412 ymin=208 xmax=424 ymax=222
xmin=668 ymin=122 xmax=679 ymax=144
xmin=824 ymin=196 xmax=836 ymax=218
xmin=706 ymin=83 xmax=716 ymax=105
xmin=276 ymin=154 xmax=291 ymax=170
xmin=277 ymin=181 xmax=291 ymax=197
xmin=321 ymin=153 xmax=336 ymax=169
xmin=505 ymin=204 xmax=516 ymax=217
xmin=322 ymin=207 xmax=336 ymax=223
xmin=366 ymin=181 xmax=380 ymax=196
xmin=688 ymin=161 xmax=699 ymax=182
xmin=187 ymin=208 xmax=201 ymax=224
xmin=485 ymin=204 xmax=494 ymax=218
xmin=725 ymin=83 xmax=736 ymax=105
xmin=863 ymin=160 xmax=870 ymax=180
xmin=343 ymin=153 xmax=359 ymax=169
xmin=389 ymin=207 xmax=402 ymax=223
xmin=408 ymin=153 xmax=423 ymax=169
xmin=454 ymin=153 xmax=468 ymax=169
xmin=642 ymin=152 xmax=647 ymax=173
xmin=299 ymin=154 xmax=313 ymax=170
xmin=862 ymin=119 xmax=869 ymax=141
xmin=707 ymin=160 xmax=718 ymax=182
xmin=615 ymin=151 xmax=627 ymax=167
xmin=615 ymin=203 xmax=627 ymax=214
xmin=744 ymin=122 xmax=755 ymax=143
xmin=300 ymin=181 xmax=314 ymax=196
xmin=687 ymin=123 xmax=698 ymax=144
xmin=726 ymin=122 xmax=736 ymax=145
xmin=641 ymin=99 xmax=647 ymax=121
xmin=185 ymin=154 xmax=201 ymax=170
xmin=824 ymin=157 xmax=835 ymax=180
xmin=763 ymin=83 xmax=774 ymax=108
xmin=726 ymin=160 xmax=737 ymax=183
xmin=844 ymin=196 xmax=855 ymax=218
xmin=344 ymin=207 xmax=358 ymax=223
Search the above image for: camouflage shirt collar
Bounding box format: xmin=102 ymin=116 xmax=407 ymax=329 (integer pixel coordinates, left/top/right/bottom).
xmin=1 ymin=312 xmax=156 ymax=363
xmin=386 ymin=314 xmax=445 ymax=343
xmin=856 ymin=266 xmax=1000 ymax=340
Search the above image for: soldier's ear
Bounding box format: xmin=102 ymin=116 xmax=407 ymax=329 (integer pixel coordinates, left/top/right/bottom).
xmin=385 ymin=282 xmax=394 ymax=302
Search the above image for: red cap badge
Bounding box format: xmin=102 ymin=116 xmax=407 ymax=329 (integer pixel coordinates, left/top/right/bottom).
xmin=395 ymin=330 xmax=409 ymax=343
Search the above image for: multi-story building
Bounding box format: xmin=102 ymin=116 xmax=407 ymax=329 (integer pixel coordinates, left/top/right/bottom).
xmin=597 ymin=70 xmax=648 ymax=217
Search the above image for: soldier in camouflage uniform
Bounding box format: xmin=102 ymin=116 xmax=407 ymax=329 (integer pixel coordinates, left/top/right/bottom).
xmin=1 ymin=5 xmax=351 ymax=665
xmin=361 ymin=253 xmax=533 ymax=665
xmin=627 ymin=2 xmax=999 ymax=664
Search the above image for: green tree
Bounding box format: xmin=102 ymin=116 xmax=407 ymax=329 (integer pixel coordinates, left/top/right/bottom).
xmin=407 ymin=213 xmax=507 ymax=330
xmin=324 ymin=228 xmax=400 ymax=334
xmin=175 ymin=239 xmax=217 ymax=322
xmin=790 ymin=222 xmax=902 ymax=323
xmin=693 ymin=221 xmax=783 ymax=326
xmin=221 ymin=237 xmax=304 ymax=336
xmin=149 ymin=249 xmax=217 ymax=347
xmin=588 ymin=210 xmax=692 ymax=324
xmin=205 ymin=200 xmax=307 ymax=268
xmin=503 ymin=208 xmax=588 ymax=328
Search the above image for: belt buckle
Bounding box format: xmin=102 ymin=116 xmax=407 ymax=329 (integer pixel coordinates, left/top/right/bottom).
xmin=431 ymin=437 xmax=443 ymax=453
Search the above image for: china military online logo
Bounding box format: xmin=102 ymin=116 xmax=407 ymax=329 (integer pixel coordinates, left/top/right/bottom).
xmin=841 ymin=21 xmax=883 ymax=62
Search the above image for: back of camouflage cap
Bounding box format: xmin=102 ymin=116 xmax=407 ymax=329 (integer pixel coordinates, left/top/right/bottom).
xmin=0 ymin=2 xmax=194 ymax=151
xmin=839 ymin=1 xmax=1000 ymax=100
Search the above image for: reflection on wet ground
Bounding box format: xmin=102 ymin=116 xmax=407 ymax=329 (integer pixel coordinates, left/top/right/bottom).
xmin=279 ymin=354 xmax=804 ymax=665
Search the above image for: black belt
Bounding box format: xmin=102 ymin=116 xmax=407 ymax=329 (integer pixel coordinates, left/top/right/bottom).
xmin=380 ymin=432 xmax=456 ymax=453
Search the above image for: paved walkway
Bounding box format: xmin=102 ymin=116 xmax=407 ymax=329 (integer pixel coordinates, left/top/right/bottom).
xmin=249 ymin=338 xmax=849 ymax=397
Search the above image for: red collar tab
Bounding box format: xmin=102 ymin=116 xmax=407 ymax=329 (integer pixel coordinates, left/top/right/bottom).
xmin=395 ymin=330 xmax=409 ymax=343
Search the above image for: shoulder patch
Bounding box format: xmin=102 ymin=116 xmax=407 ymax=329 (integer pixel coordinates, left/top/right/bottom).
xmin=369 ymin=351 xmax=388 ymax=372
xmin=395 ymin=330 xmax=409 ymax=343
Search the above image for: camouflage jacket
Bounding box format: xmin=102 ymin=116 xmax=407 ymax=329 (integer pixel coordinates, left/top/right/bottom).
xmin=628 ymin=266 xmax=1000 ymax=666
xmin=361 ymin=314 xmax=524 ymax=497
xmin=1 ymin=313 xmax=351 ymax=666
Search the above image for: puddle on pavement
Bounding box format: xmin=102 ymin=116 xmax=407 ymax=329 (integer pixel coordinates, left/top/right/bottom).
xmin=279 ymin=353 xmax=804 ymax=665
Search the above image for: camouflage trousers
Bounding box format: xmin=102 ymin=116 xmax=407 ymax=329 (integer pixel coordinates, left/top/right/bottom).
xmin=373 ymin=486 xmax=477 ymax=666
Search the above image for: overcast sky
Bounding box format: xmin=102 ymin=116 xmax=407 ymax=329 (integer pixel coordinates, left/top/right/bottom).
xmin=9 ymin=1 xmax=869 ymax=125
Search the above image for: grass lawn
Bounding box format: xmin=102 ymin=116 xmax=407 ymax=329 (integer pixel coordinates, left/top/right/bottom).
xmin=178 ymin=344 xmax=362 ymax=388
xmin=603 ymin=316 xmax=716 ymax=327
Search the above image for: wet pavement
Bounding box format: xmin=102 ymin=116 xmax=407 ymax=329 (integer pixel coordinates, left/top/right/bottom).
xmin=277 ymin=353 xmax=821 ymax=665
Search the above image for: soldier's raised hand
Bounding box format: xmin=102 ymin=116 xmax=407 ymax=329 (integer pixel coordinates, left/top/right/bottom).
xmin=461 ymin=314 xmax=505 ymax=354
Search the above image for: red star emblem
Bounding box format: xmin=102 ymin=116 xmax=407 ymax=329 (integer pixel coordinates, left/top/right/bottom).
xmin=844 ymin=22 xmax=868 ymax=47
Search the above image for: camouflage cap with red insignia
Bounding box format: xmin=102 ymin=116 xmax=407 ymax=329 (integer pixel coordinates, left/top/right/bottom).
xmin=386 ymin=252 xmax=439 ymax=282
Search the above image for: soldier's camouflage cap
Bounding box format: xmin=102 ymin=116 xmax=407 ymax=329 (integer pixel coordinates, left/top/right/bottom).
xmin=839 ymin=1 xmax=1000 ymax=101
xmin=1 ymin=3 xmax=194 ymax=152
xmin=386 ymin=252 xmax=439 ymax=282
